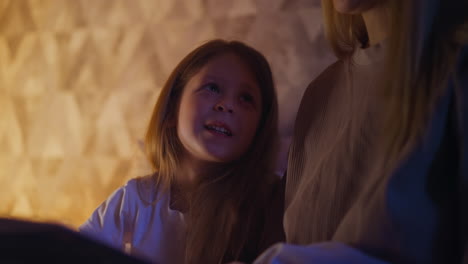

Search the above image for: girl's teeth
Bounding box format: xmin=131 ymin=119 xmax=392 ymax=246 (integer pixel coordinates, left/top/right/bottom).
xmin=208 ymin=125 xmax=231 ymax=135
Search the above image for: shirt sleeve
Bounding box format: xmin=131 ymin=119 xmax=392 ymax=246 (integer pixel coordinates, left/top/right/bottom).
xmin=78 ymin=184 xmax=132 ymax=252
xmin=253 ymin=242 xmax=390 ymax=264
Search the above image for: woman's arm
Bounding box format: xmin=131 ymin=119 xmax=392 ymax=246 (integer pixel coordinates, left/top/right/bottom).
xmin=252 ymin=242 xmax=390 ymax=264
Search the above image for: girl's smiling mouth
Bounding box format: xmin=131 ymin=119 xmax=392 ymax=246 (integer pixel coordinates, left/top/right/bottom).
xmin=204 ymin=121 xmax=233 ymax=137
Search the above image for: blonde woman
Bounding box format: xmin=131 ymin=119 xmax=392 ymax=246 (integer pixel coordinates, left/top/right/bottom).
xmin=251 ymin=0 xmax=468 ymax=263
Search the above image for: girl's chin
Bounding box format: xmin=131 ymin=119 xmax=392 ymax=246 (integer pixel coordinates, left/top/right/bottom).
xmin=202 ymin=151 xmax=241 ymax=164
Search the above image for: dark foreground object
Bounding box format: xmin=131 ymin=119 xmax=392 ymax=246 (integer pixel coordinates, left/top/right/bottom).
xmin=0 ymin=218 xmax=149 ymax=264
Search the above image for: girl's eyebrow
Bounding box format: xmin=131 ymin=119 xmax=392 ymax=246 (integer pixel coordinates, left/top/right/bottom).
xmin=241 ymin=83 xmax=259 ymax=96
xmin=203 ymin=75 xmax=222 ymax=82
xmin=241 ymin=81 xmax=261 ymax=94
xmin=204 ymin=74 xmax=259 ymax=95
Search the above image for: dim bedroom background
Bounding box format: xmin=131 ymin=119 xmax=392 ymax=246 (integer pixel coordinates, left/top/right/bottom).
xmin=0 ymin=0 xmax=334 ymax=228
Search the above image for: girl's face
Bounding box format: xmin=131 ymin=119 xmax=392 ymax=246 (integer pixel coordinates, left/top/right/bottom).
xmin=176 ymin=53 xmax=263 ymax=164
xmin=332 ymin=0 xmax=381 ymax=14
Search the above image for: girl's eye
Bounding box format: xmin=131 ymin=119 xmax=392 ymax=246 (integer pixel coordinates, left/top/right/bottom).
xmin=240 ymin=93 xmax=255 ymax=104
xmin=203 ymin=83 xmax=220 ymax=93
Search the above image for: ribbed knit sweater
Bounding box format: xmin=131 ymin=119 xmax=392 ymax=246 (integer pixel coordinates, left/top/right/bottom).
xmin=282 ymin=43 xmax=467 ymax=263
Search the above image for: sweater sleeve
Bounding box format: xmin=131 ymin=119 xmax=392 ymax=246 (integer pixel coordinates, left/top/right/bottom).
xmin=457 ymin=45 xmax=468 ymax=264
xmin=253 ymin=242 xmax=389 ymax=264
xmin=78 ymin=181 xmax=135 ymax=252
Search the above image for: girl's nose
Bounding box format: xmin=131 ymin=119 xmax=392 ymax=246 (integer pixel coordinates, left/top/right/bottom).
xmin=214 ymin=101 xmax=234 ymax=113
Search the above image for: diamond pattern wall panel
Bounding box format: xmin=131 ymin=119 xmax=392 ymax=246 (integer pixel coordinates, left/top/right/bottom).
xmin=0 ymin=0 xmax=335 ymax=228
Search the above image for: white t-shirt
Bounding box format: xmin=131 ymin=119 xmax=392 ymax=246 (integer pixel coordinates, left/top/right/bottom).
xmin=79 ymin=175 xmax=186 ymax=264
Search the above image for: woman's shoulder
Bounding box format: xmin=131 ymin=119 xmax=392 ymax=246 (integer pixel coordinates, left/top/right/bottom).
xmin=300 ymin=59 xmax=347 ymax=107
xmin=293 ymin=59 xmax=347 ymax=131
xmin=308 ymin=59 xmax=346 ymax=88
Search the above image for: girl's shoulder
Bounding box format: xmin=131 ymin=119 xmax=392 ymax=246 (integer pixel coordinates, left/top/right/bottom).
xmin=125 ymin=173 xmax=166 ymax=206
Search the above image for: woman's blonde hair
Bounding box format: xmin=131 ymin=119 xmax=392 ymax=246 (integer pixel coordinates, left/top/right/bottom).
xmin=321 ymin=1 xmax=368 ymax=59
xmin=144 ymin=39 xmax=279 ymax=263
xmin=322 ymin=0 xmax=468 ymax=172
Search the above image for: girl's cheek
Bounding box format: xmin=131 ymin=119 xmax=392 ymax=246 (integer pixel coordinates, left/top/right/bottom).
xmin=238 ymin=101 xmax=257 ymax=112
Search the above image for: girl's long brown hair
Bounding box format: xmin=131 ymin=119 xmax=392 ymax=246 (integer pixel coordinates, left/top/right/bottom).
xmin=322 ymin=0 xmax=468 ymax=176
xmin=144 ymin=39 xmax=279 ymax=263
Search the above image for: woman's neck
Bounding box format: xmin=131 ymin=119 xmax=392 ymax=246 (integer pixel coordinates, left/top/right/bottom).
xmin=362 ymin=4 xmax=390 ymax=46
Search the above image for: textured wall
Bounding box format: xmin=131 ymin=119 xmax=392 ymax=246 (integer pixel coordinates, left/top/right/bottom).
xmin=0 ymin=0 xmax=334 ymax=228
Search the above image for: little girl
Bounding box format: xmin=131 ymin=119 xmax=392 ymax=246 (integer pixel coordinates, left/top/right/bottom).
xmin=79 ymin=39 xmax=284 ymax=264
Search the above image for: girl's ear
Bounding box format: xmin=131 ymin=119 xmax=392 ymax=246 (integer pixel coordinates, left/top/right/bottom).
xmin=165 ymin=91 xmax=181 ymax=128
xmin=166 ymin=115 xmax=177 ymax=127
xmin=166 ymin=109 xmax=178 ymax=127
xmin=167 ymin=99 xmax=181 ymax=127
xmin=169 ymin=121 xmax=177 ymax=128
